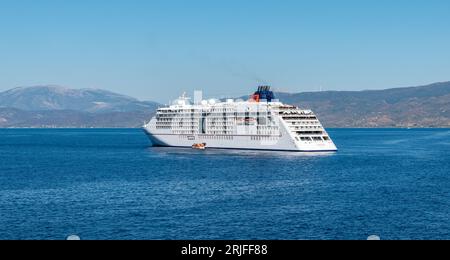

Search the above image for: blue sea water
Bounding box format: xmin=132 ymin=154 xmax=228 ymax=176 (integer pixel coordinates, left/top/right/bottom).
xmin=0 ymin=128 xmax=448 ymax=240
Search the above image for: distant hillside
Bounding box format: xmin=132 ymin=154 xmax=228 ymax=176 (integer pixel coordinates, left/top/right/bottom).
xmin=275 ymin=82 xmax=450 ymax=127
xmin=0 ymin=85 xmax=158 ymax=113
xmin=0 ymin=108 xmax=154 ymax=128
xmin=0 ymin=86 xmax=159 ymax=128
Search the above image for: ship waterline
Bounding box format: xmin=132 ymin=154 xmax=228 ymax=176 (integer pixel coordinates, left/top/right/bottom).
xmin=143 ymin=87 xmax=337 ymax=152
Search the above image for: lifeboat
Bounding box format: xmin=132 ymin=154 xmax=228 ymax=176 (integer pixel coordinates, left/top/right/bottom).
xmin=192 ymin=143 xmax=206 ymax=150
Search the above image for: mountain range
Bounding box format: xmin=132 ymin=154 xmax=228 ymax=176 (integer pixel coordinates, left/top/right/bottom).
xmin=0 ymin=86 xmax=158 ymax=128
xmin=0 ymin=82 xmax=449 ymax=128
xmin=276 ymin=81 xmax=450 ymax=127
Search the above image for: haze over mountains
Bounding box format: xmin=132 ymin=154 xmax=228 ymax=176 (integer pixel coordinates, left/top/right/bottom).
xmin=0 ymin=82 xmax=449 ymax=128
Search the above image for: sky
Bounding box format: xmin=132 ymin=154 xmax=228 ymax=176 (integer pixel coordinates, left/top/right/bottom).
xmin=1 ymin=0 xmax=449 ymax=102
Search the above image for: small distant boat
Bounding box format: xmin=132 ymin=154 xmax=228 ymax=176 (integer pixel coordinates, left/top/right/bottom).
xmin=192 ymin=143 xmax=206 ymax=150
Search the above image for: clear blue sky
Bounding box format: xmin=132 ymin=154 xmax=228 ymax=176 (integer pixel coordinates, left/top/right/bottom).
xmin=1 ymin=0 xmax=449 ymax=102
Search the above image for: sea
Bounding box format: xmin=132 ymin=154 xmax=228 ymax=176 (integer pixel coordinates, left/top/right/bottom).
xmin=0 ymin=128 xmax=448 ymax=240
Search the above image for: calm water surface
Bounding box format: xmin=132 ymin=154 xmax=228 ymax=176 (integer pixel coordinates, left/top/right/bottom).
xmin=0 ymin=128 xmax=449 ymax=240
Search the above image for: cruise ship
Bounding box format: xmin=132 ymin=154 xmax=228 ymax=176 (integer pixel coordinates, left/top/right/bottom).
xmin=143 ymin=87 xmax=337 ymax=152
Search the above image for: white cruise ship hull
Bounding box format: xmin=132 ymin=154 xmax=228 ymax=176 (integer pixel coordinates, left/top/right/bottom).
xmin=144 ymin=133 xmax=337 ymax=152
xmin=143 ymin=124 xmax=337 ymax=152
